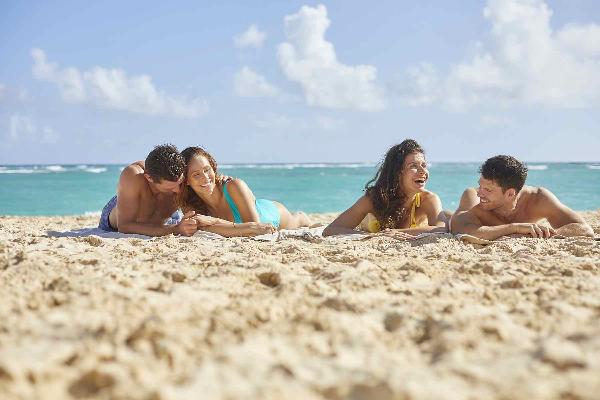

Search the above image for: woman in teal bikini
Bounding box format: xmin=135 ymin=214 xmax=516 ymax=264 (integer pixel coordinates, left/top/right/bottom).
xmin=178 ymin=146 xmax=312 ymax=237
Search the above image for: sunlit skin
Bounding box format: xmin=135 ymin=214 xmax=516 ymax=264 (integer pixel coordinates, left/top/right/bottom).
xmin=475 ymin=177 xmax=516 ymax=213
xmin=400 ymin=153 xmax=429 ymax=197
xmin=107 ymin=161 xmax=198 ymax=237
xmin=182 ymin=155 xmax=311 ymax=236
xmin=186 ymin=156 xmax=217 ymax=198
xmin=452 ymin=177 xmax=594 ymax=240
xmin=323 ymin=151 xmax=447 ymax=237
xmin=147 ymin=174 xmax=184 ymax=195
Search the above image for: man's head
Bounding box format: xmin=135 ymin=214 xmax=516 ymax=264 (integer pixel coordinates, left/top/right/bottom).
xmin=477 ymin=155 xmax=528 ymax=210
xmin=144 ymin=144 xmax=185 ymax=193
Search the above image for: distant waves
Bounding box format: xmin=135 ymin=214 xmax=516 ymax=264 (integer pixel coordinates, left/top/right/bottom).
xmin=0 ymin=165 xmax=109 ymax=174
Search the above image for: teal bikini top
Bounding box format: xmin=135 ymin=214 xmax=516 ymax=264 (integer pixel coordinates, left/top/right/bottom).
xmin=222 ymin=182 xmax=281 ymax=228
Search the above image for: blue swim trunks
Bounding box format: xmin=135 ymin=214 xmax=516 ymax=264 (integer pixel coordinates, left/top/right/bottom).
xmin=98 ymin=195 xmax=183 ymax=231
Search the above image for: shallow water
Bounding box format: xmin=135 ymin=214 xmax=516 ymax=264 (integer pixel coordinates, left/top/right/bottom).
xmin=0 ymin=162 xmax=599 ymax=215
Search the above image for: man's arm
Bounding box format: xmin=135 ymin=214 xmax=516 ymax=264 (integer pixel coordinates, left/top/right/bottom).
xmin=536 ymin=188 xmax=593 ymax=237
xmin=450 ymin=209 xmax=516 ymax=240
xmin=116 ymin=167 xmax=196 ymax=236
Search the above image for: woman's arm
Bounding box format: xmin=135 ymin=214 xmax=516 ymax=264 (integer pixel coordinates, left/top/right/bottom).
xmin=198 ymin=221 xmax=276 ymax=237
xmin=388 ymin=192 xmax=448 ymax=234
xmin=323 ymin=195 xmax=374 ymax=236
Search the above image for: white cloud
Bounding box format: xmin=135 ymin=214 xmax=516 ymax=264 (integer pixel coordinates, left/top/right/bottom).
xmin=41 ymin=127 xmax=59 ymax=143
xmin=233 ymin=67 xmax=279 ymax=97
xmin=0 ymin=83 xmax=29 ymax=103
xmin=397 ymin=0 xmax=600 ymax=109
xmin=8 ymin=114 xmax=59 ymax=143
xmin=31 ymin=48 xmax=208 ymax=118
xmin=9 ymin=115 xmax=36 ymax=141
xmin=317 ymin=115 xmax=344 ymax=131
xmin=277 ymin=5 xmax=386 ymax=112
xmin=252 ymin=113 xmax=292 ymax=129
xmin=479 ymin=113 xmax=513 ymax=126
xmin=234 ymin=25 xmax=267 ymax=48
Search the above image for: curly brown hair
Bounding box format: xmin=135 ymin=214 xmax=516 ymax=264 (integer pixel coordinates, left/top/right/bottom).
xmin=479 ymin=155 xmax=528 ymax=193
xmin=364 ymin=139 xmax=425 ymax=229
xmin=177 ymin=146 xmax=224 ymax=214
xmin=145 ymin=144 xmax=185 ymax=182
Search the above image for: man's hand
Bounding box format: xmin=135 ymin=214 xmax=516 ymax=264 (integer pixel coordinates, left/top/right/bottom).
xmin=175 ymin=211 xmax=198 ymax=236
xmin=513 ymin=223 xmax=555 ymax=238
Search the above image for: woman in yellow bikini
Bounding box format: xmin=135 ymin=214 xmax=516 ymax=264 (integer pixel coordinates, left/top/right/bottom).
xmin=323 ymin=139 xmax=449 ymax=238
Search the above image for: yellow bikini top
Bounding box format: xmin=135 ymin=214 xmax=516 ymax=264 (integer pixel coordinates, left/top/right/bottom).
xmin=365 ymin=193 xmax=421 ymax=233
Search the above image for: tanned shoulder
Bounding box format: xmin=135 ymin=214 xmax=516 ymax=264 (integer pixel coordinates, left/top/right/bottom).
xmin=119 ymin=162 xmax=146 ymax=191
xmin=224 ymin=178 xmax=254 ymax=201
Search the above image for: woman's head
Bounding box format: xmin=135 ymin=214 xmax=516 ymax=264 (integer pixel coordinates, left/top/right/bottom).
xmin=365 ymin=139 xmax=427 ymax=229
xmin=178 ymin=147 xmax=221 ymax=212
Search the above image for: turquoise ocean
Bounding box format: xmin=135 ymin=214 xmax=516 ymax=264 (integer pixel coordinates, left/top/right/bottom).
xmin=1 ymin=163 xmax=599 ymax=216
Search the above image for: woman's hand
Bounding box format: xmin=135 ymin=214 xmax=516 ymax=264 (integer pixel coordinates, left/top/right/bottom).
xmin=247 ymin=222 xmax=277 ymax=236
xmin=376 ymin=229 xmax=416 ymax=241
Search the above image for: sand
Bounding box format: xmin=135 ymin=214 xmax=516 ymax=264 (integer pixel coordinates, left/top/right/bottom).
xmin=1 ymin=211 xmax=600 ymax=400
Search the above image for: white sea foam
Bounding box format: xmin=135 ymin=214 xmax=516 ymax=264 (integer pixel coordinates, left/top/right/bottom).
xmin=84 ymin=210 xmax=101 ymax=216
xmin=219 ymin=163 xmax=375 ymax=169
xmin=46 ymin=165 xmax=66 ymax=172
xmin=528 ymin=165 xmax=548 ymax=170
xmin=76 ymin=164 xmax=88 ymax=169
xmin=85 ymin=167 xmax=107 ymax=173
xmin=0 ymin=168 xmax=44 ymax=174
xmin=587 ymin=164 xmax=600 ymax=170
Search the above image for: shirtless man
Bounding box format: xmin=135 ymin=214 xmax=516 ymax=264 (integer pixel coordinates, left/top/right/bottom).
xmin=451 ymin=155 xmax=593 ymax=240
xmin=98 ymin=144 xmax=200 ymax=236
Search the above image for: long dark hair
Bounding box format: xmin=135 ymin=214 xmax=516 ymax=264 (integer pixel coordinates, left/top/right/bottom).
xmin=364 ymin=139 xmax=425 ymax=229
xmin=177 ymin=146 xmax=224 ymax=214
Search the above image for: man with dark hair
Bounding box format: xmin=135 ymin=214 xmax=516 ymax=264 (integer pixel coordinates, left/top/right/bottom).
xmin=451 ymin=155 xmax=593 ymax=240
xmin=98 ymin=144 xmax=202 ymax=236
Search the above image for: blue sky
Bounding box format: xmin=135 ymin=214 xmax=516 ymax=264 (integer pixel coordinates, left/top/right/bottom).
xmin=1 ymin=0 xmax=599 ymax=164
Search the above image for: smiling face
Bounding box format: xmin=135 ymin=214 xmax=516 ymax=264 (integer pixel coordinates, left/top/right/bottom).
xmin=186 ymin=155 xmax=217 ymax=196
xmin=476 ymin=177 xmax=516 ymax=211
xmin=400 ymin=152 xmax=428 ymax=194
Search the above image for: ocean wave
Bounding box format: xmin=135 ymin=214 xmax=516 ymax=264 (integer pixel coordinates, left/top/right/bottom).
xmin=76 ymin=164 xmax=88 ymax=169
xmin=46 ymin=165 xmax=67 ymax=172
xmin=586 ymin=164 xmax=600 ymax=170
xmin=219 ymin=163 xmax=375 ymax=169
xmin=84 ymin=210 xmax=101 ymax=216
xmin=0 ymin=168 xmax=46 ymax=174
xmin=528 ymin=165 xmax=548 ymax=170
xmin=85 ymin=167 xmax=107 ymax=173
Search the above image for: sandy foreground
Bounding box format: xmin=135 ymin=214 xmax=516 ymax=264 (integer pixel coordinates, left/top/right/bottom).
xmin=1 ymin=212 xmax=600 ymax=400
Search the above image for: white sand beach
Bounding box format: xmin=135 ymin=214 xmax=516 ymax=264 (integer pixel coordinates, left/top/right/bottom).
xmin=1 ymin=212 xmax=600 ymax=399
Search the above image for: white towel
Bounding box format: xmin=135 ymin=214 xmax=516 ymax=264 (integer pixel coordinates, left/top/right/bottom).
xmin=47 ymin=227 xmax=151 ymax=239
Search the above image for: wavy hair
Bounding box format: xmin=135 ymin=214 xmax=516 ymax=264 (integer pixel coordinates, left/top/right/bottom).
xmin=145 ymin=143 xmax=185 ymax=182
xmin=177 ymin=146 xmax=224 ymax=214
xmin=364 ymin=139 xmax=424 ymax=229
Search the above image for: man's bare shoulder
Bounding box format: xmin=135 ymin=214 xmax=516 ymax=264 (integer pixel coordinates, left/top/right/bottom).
xmin=118 ymin=162 xmax=147 ymax=189
xmin=524 ymin=186 xmax=557 ymax=207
